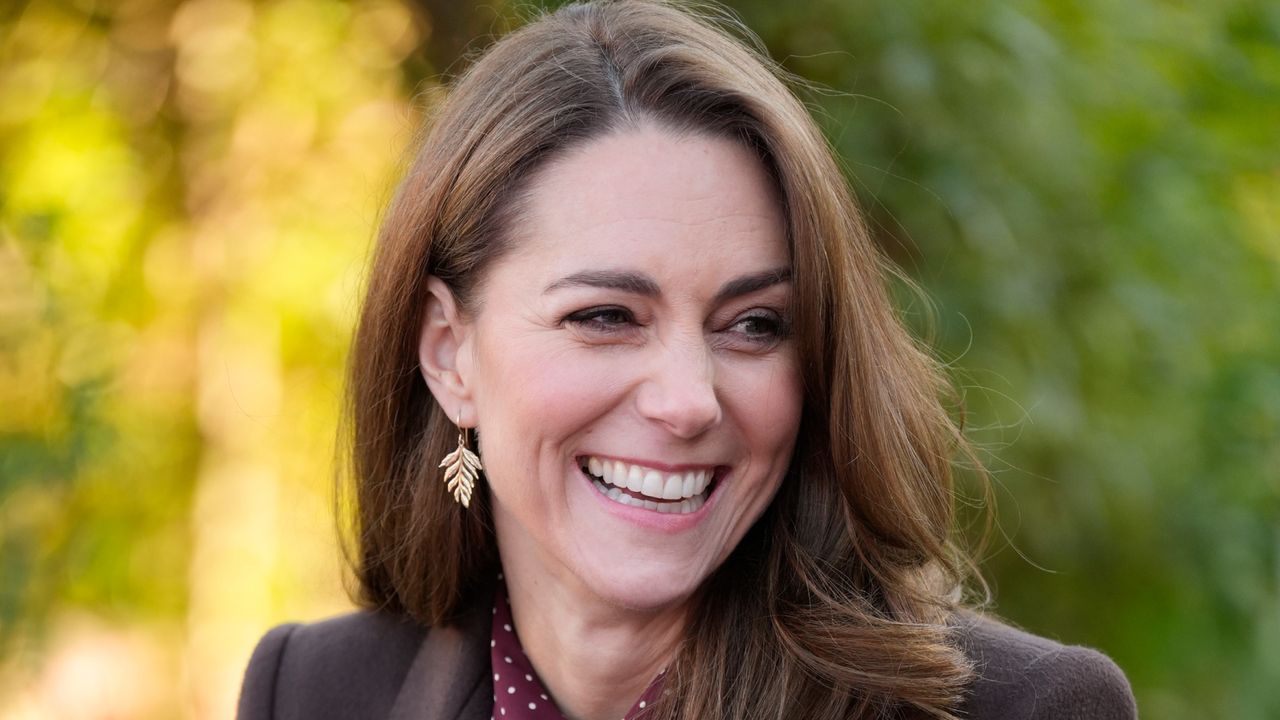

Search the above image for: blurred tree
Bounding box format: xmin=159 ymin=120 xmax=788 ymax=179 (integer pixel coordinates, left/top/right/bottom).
xmin=1 ymin=0 xmax=428 ymax=715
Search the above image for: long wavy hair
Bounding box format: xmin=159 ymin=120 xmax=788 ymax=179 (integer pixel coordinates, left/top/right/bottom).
xmin=344 ymin=1 xmax=981 ymax=717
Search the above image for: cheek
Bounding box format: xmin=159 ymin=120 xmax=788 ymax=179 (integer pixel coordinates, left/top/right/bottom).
xmin=490 ymin=349 xmax=623 ymax=431
xmin=724 ymin=357 xmax=804 ymax=453
xmin=469 ymin=334 xmax=628 ymax=488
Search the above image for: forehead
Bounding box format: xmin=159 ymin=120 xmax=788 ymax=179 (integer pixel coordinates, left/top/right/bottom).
xmin=504 ymin=124 xmax=789 ymax=276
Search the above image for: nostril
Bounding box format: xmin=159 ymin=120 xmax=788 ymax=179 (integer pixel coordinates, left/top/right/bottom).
xmin=632 ymin=344 xmax=721 ymax=437
xmin=635 ymin=381 xmax=721 ymax=439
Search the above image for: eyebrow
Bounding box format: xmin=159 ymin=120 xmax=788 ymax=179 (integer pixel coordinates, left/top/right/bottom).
xmin=712 ymin=267 xmax=791 ymax=303
xmin=543 ymin=267 xmax=791 ymax=302
xmin=544 ymin=270 xmax=661 ymax=296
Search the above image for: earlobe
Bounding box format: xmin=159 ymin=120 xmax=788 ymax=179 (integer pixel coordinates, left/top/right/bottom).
xmin=418 ymin=276 xmax=476 ymax=425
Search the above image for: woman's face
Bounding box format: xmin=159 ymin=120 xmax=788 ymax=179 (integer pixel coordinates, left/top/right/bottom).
xmin=448 ymin=125 xmax=802 ymax=612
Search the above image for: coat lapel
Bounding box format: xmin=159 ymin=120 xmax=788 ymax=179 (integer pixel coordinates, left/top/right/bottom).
xmin=389 ymin=598 xmax=493 ymax=720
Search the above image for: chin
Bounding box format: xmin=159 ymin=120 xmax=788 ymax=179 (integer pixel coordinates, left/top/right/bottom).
xmin=579 ymin=558 xmax=709 ymax=613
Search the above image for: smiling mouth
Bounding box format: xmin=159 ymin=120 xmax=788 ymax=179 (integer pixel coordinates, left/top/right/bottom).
xmin=578 ymin=456 xmax=719 ymax=514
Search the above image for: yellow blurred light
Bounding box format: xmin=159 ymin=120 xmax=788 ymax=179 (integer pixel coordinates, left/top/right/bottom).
xmin=349 ymin=0 xmax=422 ymax=69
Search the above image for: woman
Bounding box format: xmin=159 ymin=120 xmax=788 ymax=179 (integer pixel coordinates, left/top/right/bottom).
xmin=239 ymin=1 xmax=1136 ymax=718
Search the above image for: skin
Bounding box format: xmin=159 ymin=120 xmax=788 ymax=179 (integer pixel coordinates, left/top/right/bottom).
xmin=419 ymin=124 xmax=802 ymax=720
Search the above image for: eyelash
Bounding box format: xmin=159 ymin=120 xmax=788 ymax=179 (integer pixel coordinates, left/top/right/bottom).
xmin=562 ymin=306 xmax=791 ymax=347
xmin=731 ymin=311 xmax=791 ymax=343
xmin=563 ymin=306 xmax=637 ymax=334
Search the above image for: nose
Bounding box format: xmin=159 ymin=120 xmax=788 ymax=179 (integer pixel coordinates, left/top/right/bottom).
xmin=635 ymin=337 xmax=722 ymax=439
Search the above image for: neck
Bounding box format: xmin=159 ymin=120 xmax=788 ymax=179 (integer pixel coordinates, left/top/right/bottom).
xmin=502 ymin=565 xmax=686 ymax=720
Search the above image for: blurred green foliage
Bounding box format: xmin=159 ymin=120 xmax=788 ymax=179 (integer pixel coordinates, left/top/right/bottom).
xmin=1 ymin=0 xmax=1276 ymax=717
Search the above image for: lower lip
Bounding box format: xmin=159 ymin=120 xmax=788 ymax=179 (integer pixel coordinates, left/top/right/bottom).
xmin=579 ymin=466 xmax=718 ymax=532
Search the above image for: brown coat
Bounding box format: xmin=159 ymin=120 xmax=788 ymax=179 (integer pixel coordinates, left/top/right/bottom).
xmin=237 ymin=603 xmax=1137 ymax=720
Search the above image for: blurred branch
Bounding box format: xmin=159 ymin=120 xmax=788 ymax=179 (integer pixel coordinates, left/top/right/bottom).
xmin=410 ymin=0 xmax=507 ymax=79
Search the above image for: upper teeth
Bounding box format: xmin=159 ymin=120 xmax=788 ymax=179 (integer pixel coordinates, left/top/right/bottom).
xmin=584 ymin=456 xmax=712 ymax=501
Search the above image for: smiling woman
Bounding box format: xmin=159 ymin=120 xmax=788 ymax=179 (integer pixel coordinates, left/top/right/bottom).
xmin=237 ymin=1 xmax=1135 ymax=719
xmin=431 ymin=127 xmax=803 ymax=633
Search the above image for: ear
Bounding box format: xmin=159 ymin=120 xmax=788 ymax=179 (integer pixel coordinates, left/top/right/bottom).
xmin=418 ymin=276 xmax=477 ymax=426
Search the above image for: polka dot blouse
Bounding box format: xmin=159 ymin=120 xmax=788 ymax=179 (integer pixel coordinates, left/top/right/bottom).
xmin=490 ymin=575 xmax=665 ymax=719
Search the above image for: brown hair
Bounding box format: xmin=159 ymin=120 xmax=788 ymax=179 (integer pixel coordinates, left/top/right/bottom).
xmin=344 ymin=1 xmax=980 ymax=717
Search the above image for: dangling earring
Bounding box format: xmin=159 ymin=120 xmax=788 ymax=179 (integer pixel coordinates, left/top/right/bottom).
xmin=439 ymin=413 xmax=482 ymax=508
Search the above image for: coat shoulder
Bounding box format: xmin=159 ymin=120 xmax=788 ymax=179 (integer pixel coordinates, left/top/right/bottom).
xmin=237 ymin=610 xmax=429 ymax=720
xmin=951 ymin=610 xmax=1137 ymax=720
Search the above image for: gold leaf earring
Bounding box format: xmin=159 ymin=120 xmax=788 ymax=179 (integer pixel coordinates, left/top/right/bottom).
xmin=440 ymin=413 xmax=482 ymax=508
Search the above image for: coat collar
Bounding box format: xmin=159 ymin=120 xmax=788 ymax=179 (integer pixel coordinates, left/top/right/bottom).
xmin=389 ymin=589 xmax=495 ymax=720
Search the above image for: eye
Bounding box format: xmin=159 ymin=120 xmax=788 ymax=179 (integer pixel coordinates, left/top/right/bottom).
xmin=727 ymin=310 xmax=791 ymax=346
xmin=562 ymin=305 xmax=638 ymax=334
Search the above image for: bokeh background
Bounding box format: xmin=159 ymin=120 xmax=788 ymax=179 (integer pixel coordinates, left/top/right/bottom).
xmin=1 ymin=0 xmax=1276 ymax=717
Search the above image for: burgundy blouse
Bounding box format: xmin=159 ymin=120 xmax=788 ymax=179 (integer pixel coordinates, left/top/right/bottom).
xmin=490 ymin=576 xmax=665 ymax=719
